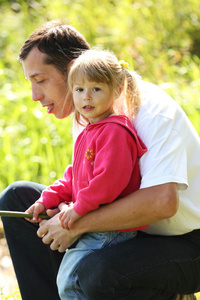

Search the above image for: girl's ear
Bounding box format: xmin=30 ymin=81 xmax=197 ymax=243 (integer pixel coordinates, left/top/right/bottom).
xmin=114 ymin=85 xmax=124 ymax=100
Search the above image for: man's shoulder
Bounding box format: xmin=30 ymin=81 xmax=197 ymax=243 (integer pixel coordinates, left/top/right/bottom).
xmin=138 ymin=80 xmax=174 ymax=104
xmin=136 ymin=80 xmax=180 ymax=121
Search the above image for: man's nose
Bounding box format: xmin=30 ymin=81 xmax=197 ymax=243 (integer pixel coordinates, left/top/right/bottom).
xmin=32 ymin=85 xmax=44 ymax=102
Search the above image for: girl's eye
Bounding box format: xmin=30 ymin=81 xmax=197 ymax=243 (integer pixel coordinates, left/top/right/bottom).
xmin=76 ymin=88 xmax=83 ymax=92
xmin=93 ymin=87 xmax=100 ymax=91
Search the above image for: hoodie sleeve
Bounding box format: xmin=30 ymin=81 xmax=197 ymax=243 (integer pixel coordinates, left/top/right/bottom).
xmin=73 ymin=123 xmax=147 ymax=216
xmin=37 ymin=165 xmax=73 ymax=209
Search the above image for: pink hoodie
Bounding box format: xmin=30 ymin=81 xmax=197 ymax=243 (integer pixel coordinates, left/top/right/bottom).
xmin=39 ymin=115 xmax=148 ymax=231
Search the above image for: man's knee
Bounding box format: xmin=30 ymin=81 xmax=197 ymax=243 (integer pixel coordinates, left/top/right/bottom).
xmin=0 ymin=181 xmax=19 ymax=209
xmin=77 ymin=251 xmax=149 ymax=300
xmin=0 ymin=181 xmax=31 ymax=210
xmin=78 ymin=250 xmax=110 ymax=299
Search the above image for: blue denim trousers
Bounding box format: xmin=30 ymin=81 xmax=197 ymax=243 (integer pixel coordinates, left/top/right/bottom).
xmin=57 ymin=230 xmax=137 ymax=300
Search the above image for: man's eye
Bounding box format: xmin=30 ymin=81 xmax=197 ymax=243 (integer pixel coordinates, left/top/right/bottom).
xmin=93 ymin=87 xmax=100 ymax=91
xmin=76 ymin=88 xmax=83 ymax=92
xmin=37 ymin=80 xmax=44 ymax=84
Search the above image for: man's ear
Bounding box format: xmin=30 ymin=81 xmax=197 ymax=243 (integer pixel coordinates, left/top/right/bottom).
xmin=67 ymin=59 xmax=76 ymax=71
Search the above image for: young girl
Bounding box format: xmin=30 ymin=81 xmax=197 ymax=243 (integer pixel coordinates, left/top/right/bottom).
xmin=26 ymin=49 xmax=147 ymax=299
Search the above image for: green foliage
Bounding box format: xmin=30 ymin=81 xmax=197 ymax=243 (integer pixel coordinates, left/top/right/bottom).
xmin=0 ymin=0 xmax=200 ymax=192
xmin=0 ymin=286 xmax=21 ymax=299
xmin=0 ymin=74 xmax=73 ymax=191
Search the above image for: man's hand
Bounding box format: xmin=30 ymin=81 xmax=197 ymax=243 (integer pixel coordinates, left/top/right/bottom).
xmin=37 ymin=204 xmax=81 ymax=252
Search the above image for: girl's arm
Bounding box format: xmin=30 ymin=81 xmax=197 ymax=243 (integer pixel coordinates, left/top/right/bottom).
xmin=38 ymin=165 xmax=73 ymax=209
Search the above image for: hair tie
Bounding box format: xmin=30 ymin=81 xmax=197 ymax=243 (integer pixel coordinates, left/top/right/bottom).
xmin=119 ymin=60 xmax=129 ymax=69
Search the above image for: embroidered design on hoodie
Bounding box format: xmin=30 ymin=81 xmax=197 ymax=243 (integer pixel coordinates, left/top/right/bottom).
xmin=85 ymin=148 xmax=95 ymax=165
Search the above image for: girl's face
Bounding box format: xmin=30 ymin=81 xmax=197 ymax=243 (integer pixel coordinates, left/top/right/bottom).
xmin=73 ymin=78 xmax=116 ymax=124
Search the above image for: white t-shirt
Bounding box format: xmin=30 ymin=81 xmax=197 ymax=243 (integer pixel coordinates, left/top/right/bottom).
xmin=73 ymin=79 xmax=200 ymax=236
xmin=134 ymin=80 xmax=200 ymax=235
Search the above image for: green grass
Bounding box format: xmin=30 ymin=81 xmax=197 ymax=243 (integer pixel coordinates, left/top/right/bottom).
xmin=0 ymin=287 xmax=21 ymax=300
xmin=1 ymin=288 xmax=200 ymax=299
xmin=0 ymin=1 xmax=200 ymax=297
xmin=0 ymin=0 xmax=200 ymax=192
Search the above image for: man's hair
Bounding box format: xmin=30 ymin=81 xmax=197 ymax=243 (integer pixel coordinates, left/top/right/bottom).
xmin=18 ymin=20 xmax=90 ymax=74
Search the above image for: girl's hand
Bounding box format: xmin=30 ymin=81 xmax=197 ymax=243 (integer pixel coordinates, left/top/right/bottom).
xmin=59 ymin=204 xmax=81 ymax=229
xmin=25 ymin=202 xmax=46 ymax=223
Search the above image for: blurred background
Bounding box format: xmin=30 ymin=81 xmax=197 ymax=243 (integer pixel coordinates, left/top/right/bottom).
xmin=0 ymin=0 xmax=200 ymax=297
xmin=0 ymin=0 xmax=200 ymax=192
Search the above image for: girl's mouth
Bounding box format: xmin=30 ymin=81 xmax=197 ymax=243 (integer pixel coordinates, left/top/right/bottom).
xmin=83 ymin=105 xmax=94 ymax=111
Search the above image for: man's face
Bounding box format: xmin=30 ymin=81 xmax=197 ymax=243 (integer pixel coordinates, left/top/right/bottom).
xmin=22 ymin=47 xmax=74 ymax=119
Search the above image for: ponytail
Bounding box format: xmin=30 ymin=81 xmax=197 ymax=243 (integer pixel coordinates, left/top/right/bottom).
xmin=124 ymin=69 xmax=141 ymax=118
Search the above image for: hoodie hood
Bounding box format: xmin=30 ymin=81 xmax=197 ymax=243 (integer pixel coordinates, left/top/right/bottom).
xmin=87 ymin=115 xmax=147 ymax=158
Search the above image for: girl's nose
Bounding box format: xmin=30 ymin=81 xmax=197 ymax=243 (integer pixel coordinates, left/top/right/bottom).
xmin=83 ymin=90 xmax=91 ymax=100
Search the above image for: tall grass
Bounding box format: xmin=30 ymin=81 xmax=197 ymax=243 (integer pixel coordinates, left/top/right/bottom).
xmin=0 ymin=74 xmax=73 ymax=192
xmin=0 ymin=91 xmax=73 ymax=191
xmin=0 ymin=0 xmax=199 ymax=192
xmin=0 ymin=287 xmax=21 ymax=300
xmin=1 ymin=288 xmax=200 ymax=299
xmin=0 ymin=2 xmax=200 ymax=298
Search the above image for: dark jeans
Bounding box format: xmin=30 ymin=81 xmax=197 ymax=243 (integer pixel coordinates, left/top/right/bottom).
xmin=0 ymin=181 xmax=64 ymax=300
xmin=1 ymin=181 xmax=200 ymax=300
xmin=77 ymin=228 xmax=200 ymax=300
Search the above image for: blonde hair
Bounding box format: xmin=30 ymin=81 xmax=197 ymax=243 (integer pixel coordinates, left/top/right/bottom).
xmin=68 ymin=48 xmax=141 ymax=125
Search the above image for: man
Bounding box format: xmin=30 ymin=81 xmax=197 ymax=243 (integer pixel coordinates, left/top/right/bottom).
xmin=0 ymin=20 xmax=199 ymax=300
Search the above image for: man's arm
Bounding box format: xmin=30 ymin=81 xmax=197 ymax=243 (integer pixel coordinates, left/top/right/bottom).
xmin=76 ymin=182 xmax=178 ymax=232
xmin=37 ymin=182 xmax=178 ymax=252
